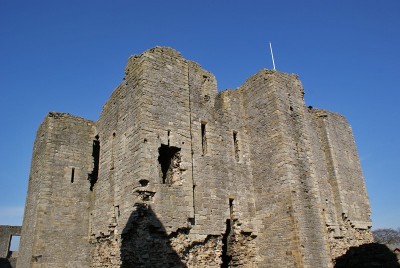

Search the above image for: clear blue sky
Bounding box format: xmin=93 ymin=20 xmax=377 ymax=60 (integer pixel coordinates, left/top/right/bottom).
xmin=0 ymin=1 xmax=399 ymax=230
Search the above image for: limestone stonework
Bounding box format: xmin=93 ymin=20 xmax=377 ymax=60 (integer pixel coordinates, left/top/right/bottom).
xmin=0 ymin=225 xmax=21 ymax=267
xmin=17 ymin=47 xmax=372 ymax=267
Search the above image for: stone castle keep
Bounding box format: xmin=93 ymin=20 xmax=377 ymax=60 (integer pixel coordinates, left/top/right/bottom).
xmin=17 ymin=47 xmax=372 ymax=267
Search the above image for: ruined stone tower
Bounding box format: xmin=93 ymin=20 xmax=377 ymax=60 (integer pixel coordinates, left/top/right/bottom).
xmin=17 ymin=47 xmax=372 ymax=267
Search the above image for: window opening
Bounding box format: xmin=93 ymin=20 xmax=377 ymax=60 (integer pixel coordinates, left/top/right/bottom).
xmin=229 ymin=198 xmax=234 ymax=219
xmin=71 ymin=168 xmax=75 ymax=183
xmin=114 ymin=205 xmax=120 ymax=218
xmin=233 ymin=131 xmax=239 ymax=162
xmin=158 ymin=144 xmax=181 ymax=184
xmin=8 ymin=235 xmax=20 ymax=257
xmin=201 ymin=122 xmax=207 ymax=155
xmin=88 ymin=135 xmax=100 ymax=191
xmin=111 ymin=132 xmax=115 ymax=170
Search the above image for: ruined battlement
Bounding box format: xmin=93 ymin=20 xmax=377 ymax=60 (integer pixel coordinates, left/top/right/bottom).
xmin=18 ymin=47 xmax=372 ymax=267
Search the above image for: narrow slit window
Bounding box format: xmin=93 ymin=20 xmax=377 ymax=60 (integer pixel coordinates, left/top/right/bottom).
xmin=201 ymin=122 xmax=207 ymax=155
xmin=111 ymin=132 xmax=115 ymax=170
xmin=229 ymin=198 xmax=234 ymax=220
xmin=233 ymin=131 xmax=239 ymax=162
xmin=89 ymin=135 xmax=100 ymax=191
xmin=114 ymin=205 xmax=120 ymax=218
xmin=71 ymin=168 xmax=75 ymax=183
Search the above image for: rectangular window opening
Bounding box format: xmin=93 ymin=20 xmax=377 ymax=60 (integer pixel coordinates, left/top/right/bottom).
xmin=111 ymin=133 xmax=116 ymax=170
xmin=201 ymin=122 xmax=207 ymax=155
xmin=229 ymin=198 xmax=234 ymax=220
xmin=114 ymin=205 xmax=120 ymax=218
xmin=9 ymin=235 xmax=20 ymax=253
xmin=233 ymin=131 xmax=239 ymax=162
xmin=71 ymin=168 xmax=75 ymax=183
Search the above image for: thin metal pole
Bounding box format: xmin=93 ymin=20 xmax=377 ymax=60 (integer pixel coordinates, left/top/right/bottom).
xmin=269 ymin=42 xmax=276 ymax=70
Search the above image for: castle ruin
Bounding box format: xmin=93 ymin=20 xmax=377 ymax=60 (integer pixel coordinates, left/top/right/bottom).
xmin=17 ymin=47 xmax=372 ymax=267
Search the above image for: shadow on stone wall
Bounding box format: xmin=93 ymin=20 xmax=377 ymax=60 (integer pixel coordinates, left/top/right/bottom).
xmin=120 ymin=203 xmax=185 ymax=268
xmin=0 ymin=258 xmax=12 ymax=268
xmin=335 ymin=243 xmax=400 ymax=268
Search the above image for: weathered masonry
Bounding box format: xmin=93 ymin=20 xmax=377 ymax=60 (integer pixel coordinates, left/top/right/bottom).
xmin=0 ymin=225 xmax=21 ymax=268
xmin=18 ymin=47 xmax=372 ymax=267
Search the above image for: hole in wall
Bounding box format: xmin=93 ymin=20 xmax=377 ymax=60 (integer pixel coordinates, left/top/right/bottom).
xmin=8 ymin=235 xmax=21 ymax=252
xmin=229 ymin=198 xmax=234 ymax=219
xmin=88 ymin=135 xmax=100 ymax=191
xmin=71 ymin=168 xmax=75 ymax=183
xmin=158 ymin=144 xmax=181 ymax=184
xmin=188 ymin=218 xmax=195 ymax=225
xmin=111 ymin=133 xmax=116 ymax=170
xmin=139 ymin=179 xmax=149 ymax=187
xmin=114 ymin=205 xmax=120 ymax=218
xmin=201 ymin=122 xmax=207 ymax=155
xmin=233 ymin=132 xmax=239 ymax=162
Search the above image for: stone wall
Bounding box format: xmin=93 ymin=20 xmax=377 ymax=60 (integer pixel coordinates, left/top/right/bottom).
xmin=18 ymin=47 xmax=372 ymax=267
xmin=17 ymin=113 xmax=95 ymax=267
xmin=239 ymin=71 xmax=333 ymax=267
xmin=0 ymin=225 xmax=21 ymax=268
xmin=0 ymin=225 xmax=20 ymax=259
xmin=308 ymin=109 xmax=373 ymax=260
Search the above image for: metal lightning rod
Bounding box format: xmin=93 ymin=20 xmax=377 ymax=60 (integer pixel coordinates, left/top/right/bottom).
xmin=269 ymin=42 xmax=276 ymax=71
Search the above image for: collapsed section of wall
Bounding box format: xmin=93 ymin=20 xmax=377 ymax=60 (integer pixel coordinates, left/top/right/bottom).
xmin=18 ymin=113 xmax=95 ymax=268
